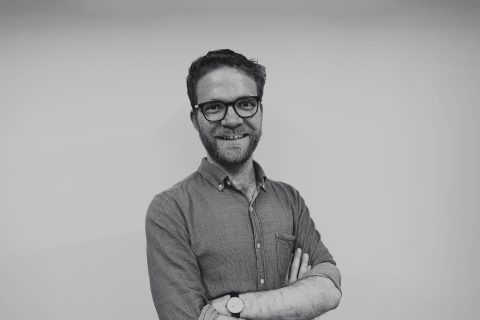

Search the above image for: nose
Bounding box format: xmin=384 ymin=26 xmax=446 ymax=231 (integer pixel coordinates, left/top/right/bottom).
xmin=221 ymin=105 xmax=243 ymax=128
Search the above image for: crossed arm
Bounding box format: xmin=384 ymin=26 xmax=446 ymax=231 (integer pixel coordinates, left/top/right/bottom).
xmin=146 ymin=192 xmax=341 ymax=320
xmin=209 ymin=248 xmax=341 ymax=320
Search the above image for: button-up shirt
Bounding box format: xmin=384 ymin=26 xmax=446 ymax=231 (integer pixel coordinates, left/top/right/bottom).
xmin=146 ymin=158 xmax=341 ymax=320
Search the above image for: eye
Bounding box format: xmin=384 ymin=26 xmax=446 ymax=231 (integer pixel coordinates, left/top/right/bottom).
xmin=236 ymin=99 xmax=256 ymax=110
xmin=203 ymin=102 xmax=223 ymax=114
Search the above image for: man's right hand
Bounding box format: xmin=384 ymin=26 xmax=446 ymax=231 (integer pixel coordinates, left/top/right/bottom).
xmin=287 ymin=247 xmax=311 ymax=284
xmin=287 ymin=248 xmax=326 ymax=320
xmin=216 ymin=316 xmax=246 ymax=320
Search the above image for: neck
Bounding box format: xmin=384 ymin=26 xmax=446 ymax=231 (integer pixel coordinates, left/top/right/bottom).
xmin=206 ymin=155 xmax=256 ymax=189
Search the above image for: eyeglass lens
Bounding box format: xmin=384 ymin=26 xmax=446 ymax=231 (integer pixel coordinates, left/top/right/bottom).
xmin=201 ymin=97 xmax=258 ymax=121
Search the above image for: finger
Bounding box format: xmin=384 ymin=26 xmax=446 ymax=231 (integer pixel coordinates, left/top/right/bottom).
xmin=298 ymin=253 xmax=309 ymax=278
xmin=289 ymin=248 xmax=302 ymax=284
xmin=285 ymin=253 xmax=293 ymax=282
xmin=289 ymin=248 xmax=302 ymax=283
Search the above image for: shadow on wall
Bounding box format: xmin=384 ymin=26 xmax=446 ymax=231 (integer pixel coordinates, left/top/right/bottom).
xmin=2 ymin=231 xmax=156 ymax=320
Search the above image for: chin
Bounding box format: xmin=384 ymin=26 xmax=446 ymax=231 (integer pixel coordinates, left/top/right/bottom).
xmin=214 ymin=151 xmax=251 ymax=167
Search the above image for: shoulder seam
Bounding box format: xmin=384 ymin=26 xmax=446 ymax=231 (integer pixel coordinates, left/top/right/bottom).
xmin=155 ymin=171 xmax=201 ymax=197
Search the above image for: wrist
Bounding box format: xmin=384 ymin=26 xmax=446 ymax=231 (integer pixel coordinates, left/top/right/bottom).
xmin=238 ymin=293 xmax=251 ymax=319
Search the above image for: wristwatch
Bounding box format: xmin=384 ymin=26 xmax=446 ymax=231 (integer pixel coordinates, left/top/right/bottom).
xmin=226 ymin=292 xmax=244 ymax=318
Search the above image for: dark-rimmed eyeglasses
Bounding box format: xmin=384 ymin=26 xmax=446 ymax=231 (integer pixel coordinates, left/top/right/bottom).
xmin=192 ymin=96 xmax=261 ymax=122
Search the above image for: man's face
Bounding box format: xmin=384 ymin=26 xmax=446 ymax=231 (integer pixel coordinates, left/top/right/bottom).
xmin=192 ymin=66 xmax=262 ymax=167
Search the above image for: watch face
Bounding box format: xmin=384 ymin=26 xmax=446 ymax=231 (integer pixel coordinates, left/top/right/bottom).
xmin=226 ymin=296 xmax=244 ymax=314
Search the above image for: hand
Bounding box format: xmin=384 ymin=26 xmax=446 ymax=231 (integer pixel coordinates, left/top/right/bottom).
xmin=216 ymin=316 xmax=247 ymax=320
xmin=209 ymin=294 xmax=231 ymax=316
xmin=287 ymin=247 xmax=311 ymax=284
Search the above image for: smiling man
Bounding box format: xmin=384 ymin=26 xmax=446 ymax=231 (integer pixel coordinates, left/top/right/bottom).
xmin=146 ymin=49 xmax=341 ymax=320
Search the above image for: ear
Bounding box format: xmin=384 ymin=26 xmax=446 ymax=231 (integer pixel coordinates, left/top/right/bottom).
xmin=190 ymin=109 xmax=199 ymax=131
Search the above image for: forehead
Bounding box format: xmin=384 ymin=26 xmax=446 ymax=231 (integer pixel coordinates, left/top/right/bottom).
xmin=196 ymin=66 xmax=257 ymax=103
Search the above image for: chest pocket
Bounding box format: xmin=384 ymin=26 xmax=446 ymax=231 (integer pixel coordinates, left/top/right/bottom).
xmin=275 ymin=232 xmax=296 ymax=286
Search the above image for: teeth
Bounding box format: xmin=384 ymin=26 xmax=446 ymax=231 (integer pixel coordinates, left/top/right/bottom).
xmin=222 ymin=134 xmax=244 ymax=140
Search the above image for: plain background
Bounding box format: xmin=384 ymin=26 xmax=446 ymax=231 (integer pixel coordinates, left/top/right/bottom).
xmin=1 ymin=0 xmax=479 ymax=319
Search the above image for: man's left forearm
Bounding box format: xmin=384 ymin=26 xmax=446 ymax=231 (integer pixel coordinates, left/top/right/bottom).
xmin=209 ymin=255 xmax=342 ymax=320
xmin=239 ymin=275 xmax=341 ymax=320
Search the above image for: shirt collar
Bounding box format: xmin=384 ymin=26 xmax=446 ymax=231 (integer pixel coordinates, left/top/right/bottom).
xmin=198 ymin=157 xmax=267 ymax=192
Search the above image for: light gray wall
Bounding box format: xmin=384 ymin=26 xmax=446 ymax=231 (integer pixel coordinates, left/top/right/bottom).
xmin=1 ymin=1 xmax=479 ymax=319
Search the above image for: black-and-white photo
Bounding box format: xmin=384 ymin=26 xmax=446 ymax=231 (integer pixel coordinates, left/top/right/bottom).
xmin=1 ymin=1 xmax=479 ymax=320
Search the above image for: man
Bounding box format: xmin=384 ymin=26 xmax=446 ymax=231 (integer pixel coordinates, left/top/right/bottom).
xmin=146 ymin=49 xmax=341 ymax=320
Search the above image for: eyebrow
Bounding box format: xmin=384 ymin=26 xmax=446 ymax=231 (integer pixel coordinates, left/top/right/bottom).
xmin=198 ymin=96 xmax=257 ymax=104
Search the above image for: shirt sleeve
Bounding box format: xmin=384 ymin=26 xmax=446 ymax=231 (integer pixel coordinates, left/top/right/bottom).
xmin=146 ymin=194 xmax=218 ymax=320
xmin=292 ymin=189 xmax=342 ymax=291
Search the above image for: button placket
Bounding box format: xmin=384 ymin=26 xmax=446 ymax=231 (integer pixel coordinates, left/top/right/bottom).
xmin=248 ymin=190 xmax=266 ymax=290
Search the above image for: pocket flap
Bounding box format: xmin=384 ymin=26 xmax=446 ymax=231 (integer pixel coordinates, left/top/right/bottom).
xmin=275 ymin=232 xmax=296 ymax=242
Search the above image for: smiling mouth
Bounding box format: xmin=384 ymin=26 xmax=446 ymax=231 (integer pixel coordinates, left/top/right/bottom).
xmin=216 ymin=133 xmax=249 ymax=140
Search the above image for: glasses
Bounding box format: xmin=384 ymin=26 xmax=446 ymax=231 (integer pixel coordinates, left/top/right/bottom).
xmin=193 ymin=96 xmax=261 ymax=122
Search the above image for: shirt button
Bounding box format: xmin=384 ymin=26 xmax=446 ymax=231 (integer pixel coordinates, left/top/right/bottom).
xmin=226 ymin=180 xmax=231 ymax=186
xmin=260 ymin=279 xmax=264 ymax=285
xmin=249 ymin=206 xmax=254 ymax=213
xmin=218 ymin=183 xmax=224 ymax=191
xmin=256 ymin=243 xmax=261 ymax=249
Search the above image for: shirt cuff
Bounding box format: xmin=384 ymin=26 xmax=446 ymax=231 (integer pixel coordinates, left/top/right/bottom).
xmin=303 ymin=262 xmax=342 ymax=293
xmin=199 ymin=304 xmax=219 ymax=320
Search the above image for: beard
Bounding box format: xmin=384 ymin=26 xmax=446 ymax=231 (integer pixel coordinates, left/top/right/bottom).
xmin=198 ymin=125 xmax=262 ymax=168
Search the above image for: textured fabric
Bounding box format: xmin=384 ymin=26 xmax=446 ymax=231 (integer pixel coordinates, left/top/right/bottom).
xmin=146 ymin=158 xmax=341 ymax=320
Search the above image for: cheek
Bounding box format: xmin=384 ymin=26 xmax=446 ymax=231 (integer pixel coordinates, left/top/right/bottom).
xmin=197 ymin=119 xmax=217 ymax=135
xmin=248 ymin=115 xmax=263 ymax=132
xmin=255 ymin=109 xmax=263 ymax=127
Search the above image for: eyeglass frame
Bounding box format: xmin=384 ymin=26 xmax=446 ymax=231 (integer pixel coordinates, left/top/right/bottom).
xmin=192 ymin=95 xmax=262 ymax=122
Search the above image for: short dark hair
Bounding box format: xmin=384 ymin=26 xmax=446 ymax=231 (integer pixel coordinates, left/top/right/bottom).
xmin=186 ymin=49 xmax=266 ymax=107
